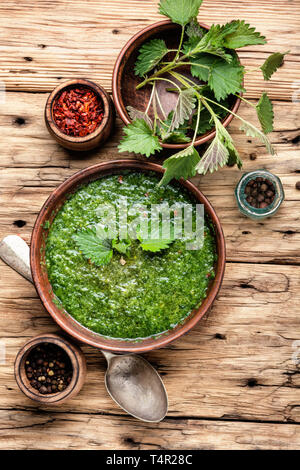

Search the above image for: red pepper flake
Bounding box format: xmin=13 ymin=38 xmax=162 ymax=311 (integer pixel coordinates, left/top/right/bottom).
xmin=52 ymin=85 xmax=104 ymax=137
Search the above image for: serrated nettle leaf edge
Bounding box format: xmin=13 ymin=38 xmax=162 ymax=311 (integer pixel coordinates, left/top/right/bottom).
xmin=118 ymin=119 xmax=162 ymax=157
xmin=256 ymin=92 xmax=274 ymax=134
xmin=239 ymin=121 xmax=276 ymax=155
xmin=134 ymin=39 xmax=169 ymax=77
xmin=169 ymin=88 xmax=197 ymax=131
xmin=260 ymin=51 xmax=289 ymax=80
xmin=159 ymin=0 xmax=203 ymax=26
xmin=159 ymin=146 xmax=200 ymax=186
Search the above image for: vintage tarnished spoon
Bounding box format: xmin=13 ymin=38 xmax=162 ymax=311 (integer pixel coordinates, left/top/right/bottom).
xmin=0 ymin=235 xmax=168 ymax=422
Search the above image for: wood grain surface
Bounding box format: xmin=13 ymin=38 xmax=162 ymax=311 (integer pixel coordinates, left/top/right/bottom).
xmin=0 ymin=0 xmax=300 ymax=450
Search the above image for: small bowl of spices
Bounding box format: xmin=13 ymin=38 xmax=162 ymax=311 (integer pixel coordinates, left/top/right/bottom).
xmin=14 ymin=333 xmax=86 ymax=404
xmin=235 ymin=169 xmax=285 ymax=220
xmin=45 ymin=79 xmax=115 ymax=151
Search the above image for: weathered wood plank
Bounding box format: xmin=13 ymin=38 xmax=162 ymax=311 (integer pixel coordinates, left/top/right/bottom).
xmin=1 ymin=262 xmax=300 ymax=424
xmin=1 ymin=410 xmax=300 ymax=450
xmin=0 ymin=0 xmax=298 ymax=99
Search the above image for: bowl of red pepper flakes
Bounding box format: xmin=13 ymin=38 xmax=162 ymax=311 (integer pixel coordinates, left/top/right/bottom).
xmin=45 ymin=79 xmax=115 ymax=151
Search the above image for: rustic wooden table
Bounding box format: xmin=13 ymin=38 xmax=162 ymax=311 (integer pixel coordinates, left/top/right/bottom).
xmin=0 ymin=0 xmax=299 ymax=450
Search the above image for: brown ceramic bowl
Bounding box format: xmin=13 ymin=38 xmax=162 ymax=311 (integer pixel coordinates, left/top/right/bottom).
xmin=112 ymin=20 xmax=241 ymax=149
xmin=14 ymin=333 xmax=86 ymax=404
xmin=30 ymin=160 xmax=225 ymax=353
xmin=45 ymin=79 xmax=115 ymax=151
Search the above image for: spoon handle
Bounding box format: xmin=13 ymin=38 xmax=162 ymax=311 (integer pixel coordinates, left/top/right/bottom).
xmin=101 ymin=350 xmax=115 ymax=362
xmin=0 ymin=235 xmax=32 ymax=282
xmin=0 ymin=235 xmax=114 ymax=361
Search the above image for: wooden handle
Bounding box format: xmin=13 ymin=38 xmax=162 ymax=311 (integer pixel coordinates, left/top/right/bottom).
xmin=0 ymin=235 xmax=32 ymax=282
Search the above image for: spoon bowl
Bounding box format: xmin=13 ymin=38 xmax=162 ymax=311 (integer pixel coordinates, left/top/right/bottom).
xmin=103 ymin=351 xmax=168 ymax=422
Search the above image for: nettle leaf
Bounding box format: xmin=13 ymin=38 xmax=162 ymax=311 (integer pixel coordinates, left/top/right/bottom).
xmin=159 ymin=0 xmax=203 ymax=26
xmin=127 ymin=106 xmax=153 ymax=129
xmin=191 ymin=25 xmax=233 ymax=62
xmin=221 ymin=20 xmax=266 ymax=49
xmin=158 ymin=145 xmax=200 ymax=186
xmin=261 ymin=52 xmax=288 ymax=80
xmin=256 ymin=92 xmax=274 ymax=134
xmin=162 ymin=131 xmax=191 ymax=143
xmin=226 ymin=145 xmax=243 ymax=169
xmin=137 ymin=224 xmax=174 ymax=252
xmin=73 ymin=226 xmax=113 ymax=267
xmin=192 ymin=108 xmax=214 ymax=134
xmin=191 ymin=95 xmax=229 ymax=136
xmin=184 ymin=18 xmax=205 ymax=51
xmin=196 ymin=117 xmax=243 ymax=172
xmin=219 ymin=126 xmax=243 ymax=169
xmin=190 ymin=53 xmax=219 ymax=81
xmin=112 ymin=238 xmax=131 ymax=255
xmin=196 ymin=135 xmax=229 ymax=175
xmin=208 ymin=59 xmax=245 ymax=101
xmin=218 ymin=127 xmax=242 ymax=173
xmin=186 ymin=18 xmax=205 ymax=39
xmin=240 ymin=121 xmax=276 ymax=155
xmin=139 ymin=237 xmax=174 ymax=253
xmin=158 ymin=112 xmax=191 ymax=143
xmin=134 ymin=39 xmax=169 ymax=77
xmin=170 ymin=88 xmax=196 ymax=131
xmin=118 ymin=119 xmax=162 ymax=157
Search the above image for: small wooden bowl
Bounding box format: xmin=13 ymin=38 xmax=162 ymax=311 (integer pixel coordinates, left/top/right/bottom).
xmin=45 ymin=79 xmax=115 ymax=151
xmin=112 ymin=20 xmax=241 ymax=149
xmin=14 ymin=333 xmax=86 ymax=404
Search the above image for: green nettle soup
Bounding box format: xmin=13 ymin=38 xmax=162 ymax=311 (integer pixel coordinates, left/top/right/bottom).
xmin=45 ymin=172 xmax=217 ymax=339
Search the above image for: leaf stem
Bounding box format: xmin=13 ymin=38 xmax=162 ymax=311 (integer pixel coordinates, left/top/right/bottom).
xmin=149 ymin=76 xmax=182 ymax=92
xmin=235 ymin=93 xmax=256 ymax=108
xmin=180 ymin=61 xmax=210 ymax=69
xmin=152 ymin=82 xmax=158 ymax=134
xmin=192 ymin=99 xmax=201 ymax=145
xmin=155 ymin=89 xmax=167 ymax=119
xmin=145 ymin=83 xmax=156 ymax=114
xmin=136 ymin=62 xmax=177 ymax=90
xmin=174 ymin=25 xmax=185 ymax=62
xmin=200 ymin=95 xmax=248 ymax=125
xmin=202 ymin=95 xmax=273 ymax=148
xmin=136 ymin=59 xmax=202 ymax=90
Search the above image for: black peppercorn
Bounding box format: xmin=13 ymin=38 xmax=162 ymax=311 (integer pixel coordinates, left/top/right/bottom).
xmin=244 ymin=178 xmax=275 ymax=209
xmin=25 ymin=343 xmax=73 ymax=395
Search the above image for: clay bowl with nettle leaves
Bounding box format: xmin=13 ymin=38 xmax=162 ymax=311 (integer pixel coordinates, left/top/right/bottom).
xmin=31 ymin=160 xmax=225 ymax=354
xmin=112 ymin=19 xmax=241 ymax=149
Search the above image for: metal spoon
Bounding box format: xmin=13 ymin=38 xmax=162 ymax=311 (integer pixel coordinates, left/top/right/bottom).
xmin=0 ymin=235 xmax=168 ymax=422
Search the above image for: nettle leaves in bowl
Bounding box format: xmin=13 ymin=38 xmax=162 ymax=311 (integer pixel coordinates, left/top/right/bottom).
xmin=118 ymin=0 xmax=288 ymax=185
xmin=73 ymin=224 xmax=174 ymax=267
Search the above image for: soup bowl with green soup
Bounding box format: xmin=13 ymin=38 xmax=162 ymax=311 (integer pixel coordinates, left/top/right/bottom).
xmin=31 ymin=160 xmax=225 ymax=353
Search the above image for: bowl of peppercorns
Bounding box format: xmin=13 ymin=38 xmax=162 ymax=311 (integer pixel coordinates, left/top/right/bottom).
xmin=235 ymin=170 xmax=285 ymax=220
xmin=45 ymin=79 xmax=115 ymax=151
xmin=14 ymin=333 xmax=86 ymax=404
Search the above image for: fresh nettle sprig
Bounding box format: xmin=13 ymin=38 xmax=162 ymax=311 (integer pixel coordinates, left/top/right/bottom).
xmin=73 ymin=224 xmax=174 ymax=267
xmin=118 ymin=0 xmax=288 ymax=185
